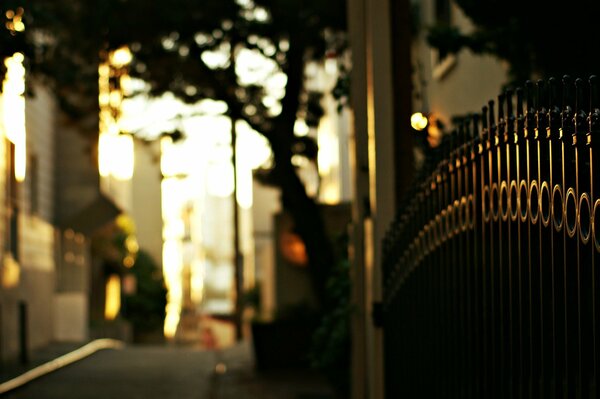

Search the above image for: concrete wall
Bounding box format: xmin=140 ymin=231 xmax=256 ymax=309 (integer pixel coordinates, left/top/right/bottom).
xmin=131 ymin=140 xmax=162 ymax=266
xmin=53 ymin=292 xmax=88 ymax=342
xmin=54 ymin=118 xmax=101 ymax=225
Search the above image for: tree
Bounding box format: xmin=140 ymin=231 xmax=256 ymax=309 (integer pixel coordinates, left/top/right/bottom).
xmin=1 ymin=0 xmax=347 ymax=308
xmin=426 ymin=0 xmax=600 ymax=83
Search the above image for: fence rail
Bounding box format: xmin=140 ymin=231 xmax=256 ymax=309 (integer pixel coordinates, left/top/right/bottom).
xmin=382 ymin=76 xmax=600 ymax=398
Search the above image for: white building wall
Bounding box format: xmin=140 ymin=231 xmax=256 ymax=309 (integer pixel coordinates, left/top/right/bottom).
xmin=413 ymin=1 xmax=507 ymax=124
xmin=22 ymin=85 xmax=57 ymax=350
xmin=0 ymin=83 xmax=59 ymax=361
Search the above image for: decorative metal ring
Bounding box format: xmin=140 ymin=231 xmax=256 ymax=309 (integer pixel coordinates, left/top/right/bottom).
xmin=500 ymin=181 xmax=509 ymax=221
xmin=453 ymin=200 xmax=461 ymax=234
xmin=414 ymin=234 xmax=423 ymax=264
xmin=467 ymin=194 xmax=475 ymax=229
xmin=540 ymin=181 xmax=551 ymax=227
xmin=423 ymin=221 xmax=431 ymax=253
xmin=565 ymin=187 xmax=578 ymax=238
xmin=460 ymin=196 xmax=469 ymax=231
xmin=483 ymin=185 xmax=491 ymax=222
xmin=552 ymin=185 xmax=564 ymax=232
xmin=434 ymin=215 xmax=442 ymax=248
xmin=429 ymin=219 xmax=437 ymax=251
xmin=447 ymin=204 xmax=455 ymax=238
xmin=419 ymin=228 xmax=428 ymax=257
xmin=519 ymin=180 xmax=529 ymax=222
xmin=440 ymin=209 xmax=448 ymax=242
xmin=578 ymin=193 xmax=592 ymax=244
xmin=509 ymin=181 xmax=519 ymax=221
xmin=529 ymin=180 xmax=539 ymax=225
xmin=593 ymin=200 xmax=600 ymax=253
xmin=491 ymin=183 xmax=500 ymax=221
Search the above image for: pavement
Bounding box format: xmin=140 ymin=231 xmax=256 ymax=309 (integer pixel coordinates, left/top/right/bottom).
xmin=0 ymin=340 xmax=337 ymax=399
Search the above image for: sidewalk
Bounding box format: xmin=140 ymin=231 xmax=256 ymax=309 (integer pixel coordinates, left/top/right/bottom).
xmin=208 ymin=341 xmax=337 ymax=399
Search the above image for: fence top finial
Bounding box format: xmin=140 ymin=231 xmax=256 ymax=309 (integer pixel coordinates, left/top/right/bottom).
xmin=488 ymin=100 xmax=496 ymax=141
xmin=481 ymin=105 xmax=489 ymax=131
xmin=547 ymin=78 xmax=561 ymax=138
xmin=471 ymin=113 xmax=480 ymax=140
xmin=525 ymin=81 xmax=536 ymax=136
xmin=575 ymin=78 xmax=588 ymax=135
xmin=590 ymin=76 xmax=600 ymax=135
xmin=561 ymin=76 xmax=575 ymax=138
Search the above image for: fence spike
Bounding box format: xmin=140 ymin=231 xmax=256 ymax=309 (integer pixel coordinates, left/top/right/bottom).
xmin=536 ymin=80 xmax=548 ymax=138
xmin=589 ymin=75 xmax=600 ymax=135
xmin=548 ymin=78 xmax=561 ymax=138
xmin=525 ymin=81 xmax=536 ymax=136
xmin=562 ymin=76 xmax=575 ymax=137
xmin=488 ymin=100 xmax=496 ymax=141
xmin=516 ymin=87 xmax=524 ymax=117
xmin=472 ymin=114 xmax=480 ymax=140
xmin=575 ymin=78 xmax=587 ymax=135
xmin=506 ymin=89 xmax=516 ymax=134
xmin=498 ymin=93 xmax=506 ymax=137
xmin=482 ymin=105 xmax=489 ymax=132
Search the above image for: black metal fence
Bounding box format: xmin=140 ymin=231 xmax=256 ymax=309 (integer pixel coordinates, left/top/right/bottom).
xmin=382 ymin=76 xmax=600 ymax=398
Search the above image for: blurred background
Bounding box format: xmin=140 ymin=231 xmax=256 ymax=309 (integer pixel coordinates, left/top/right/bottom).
xmin=0 ymin=0 xmax=598 ymax=398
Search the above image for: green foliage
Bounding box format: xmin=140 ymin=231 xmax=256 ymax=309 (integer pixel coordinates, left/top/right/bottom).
xmin=122 ymin=250 xmax=167 ymax=334
xmin=309 ymin=233 xmax=352 ymax=396
xmin=426 ymin=0 xmax=600 ymax=82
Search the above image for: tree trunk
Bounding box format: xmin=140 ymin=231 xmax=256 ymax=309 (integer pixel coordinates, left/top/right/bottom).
xmin=267 ymin=31 xmax=337 ymax=309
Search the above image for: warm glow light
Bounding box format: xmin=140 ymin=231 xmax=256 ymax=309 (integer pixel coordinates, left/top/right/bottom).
xmin=105 ymin=275 xmax=121 ymax=320
xmin=317 ymin=125 xmax=336 ymax=175
xmin=15 ymin=137 xmax=26 ymax=182
xmin=190 ymin=259 xmax=205 ymax=304
xmin=98 ymin=47 xmax=135 ymax=181
xmin=2 ymin=52 xmax=27 ymax=182
xmin=236 ymin=164 xmax=253 ymax=209
xmin=2 ymin=254 xmax=20 ymax=288
xmin=112 ymin=134 xmax=135 ymax=180
xmin=294 ymin=119 xmax=310 ymax=136
xmin=5 ymin=8 xmax=25 ymax=33
xmin=98 ymin=133 xmax=134 ymax=180
xmin=325 ymin=57 xmax=337 ymax=75
xmin=207 ymin=162 xmax=234 ymax=197
xmin=411 ymin=112 xmax=429 ymax=131
xmin=279 ymin=232 xmax=308 ymax=266
xmin=163 ymin=239 xmax=183 ymax=339
xmin=110 ymin=47 xmax=133 ymax=67
xmin=125 ymin=235 xmax=139 ymax=254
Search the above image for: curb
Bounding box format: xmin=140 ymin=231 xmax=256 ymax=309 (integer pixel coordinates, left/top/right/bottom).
xmin=0 ymin=338 xmax=124 ymax=395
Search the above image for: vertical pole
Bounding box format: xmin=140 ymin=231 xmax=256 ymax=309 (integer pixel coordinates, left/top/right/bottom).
xmin=18 ymin=302 xmax=28 ymax=364
xmin=231 ymin=118 xmax=243 ymax=341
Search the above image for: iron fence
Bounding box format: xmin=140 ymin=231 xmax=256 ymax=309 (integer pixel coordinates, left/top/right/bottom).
xmin=382 ymin=76 xmax=600 ymax=398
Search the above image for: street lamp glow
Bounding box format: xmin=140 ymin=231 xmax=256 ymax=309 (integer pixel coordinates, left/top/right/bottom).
xmin=411 ymin=112 xmax=429 ymax=131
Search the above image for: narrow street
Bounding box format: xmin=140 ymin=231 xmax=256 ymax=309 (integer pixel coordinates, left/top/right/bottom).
xmin=1 ymin=342 xmax=335 ymax=399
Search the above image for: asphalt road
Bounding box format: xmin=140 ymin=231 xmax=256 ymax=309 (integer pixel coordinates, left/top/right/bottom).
xmin=1 ymin=344 xmax=335 ymax=399
xmin=3 ymin=346 xmax=220 ymax=399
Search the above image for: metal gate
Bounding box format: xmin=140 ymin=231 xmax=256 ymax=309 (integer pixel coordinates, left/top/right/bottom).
xmin=382 ymin=76 xmax=600 ymax=398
